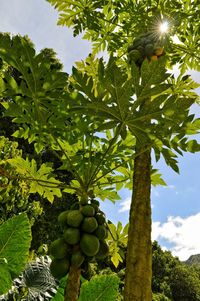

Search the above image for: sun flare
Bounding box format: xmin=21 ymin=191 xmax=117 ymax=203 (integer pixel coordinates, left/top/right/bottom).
xmin=159 ymin=21 xmax=169 ymax=34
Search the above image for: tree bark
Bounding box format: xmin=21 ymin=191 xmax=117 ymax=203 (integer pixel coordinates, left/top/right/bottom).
xmin=124 ymin=144 xmax=152 ymax=301
xmin=64 ymin=266 xmax=81 ymax=301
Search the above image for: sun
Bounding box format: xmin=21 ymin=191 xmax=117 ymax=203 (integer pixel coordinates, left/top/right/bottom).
xmin=159 ymin=21 xmax=169 ymax=34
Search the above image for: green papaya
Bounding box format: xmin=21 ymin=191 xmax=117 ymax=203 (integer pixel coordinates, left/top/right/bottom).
xmin=90 ymin=199 xmax=100 ymax=206
xmin=136 ymin=45 xmax=145 ymax=56
xmin=81 ymin=217 xmax=98 ymax=233
xmin=80 ymin=234 xmax=100 ymax=257
xmin=71 ymin=251 xmax=85 ymax=268
xmin=58 ymin=210 xmax=70 ymax=226
xmin=131 ymin=37 xmax=143 ymax=49
xmin=67 ymin=210 xmax=83 ymax=227
xmin=95 ymin=213 xmax=106 ymax=225
xmin=49 ymin=238 xmax=71 ymax=259
xmin=94 ymin=225 xmax=108 ymax=240
xmin=90 ymin=203 xmax=99 ymax=213
xmin=50 ymin=258 xmax=70 ymax=279
xmin=145 ymin=43 xmax=154 ymax=58
xmin=64 ymin=227 xmax=80 ymax=245
xmin=81 ymin=205 xmax=95 ymax=217
xmin=128 ymin=49 xmax=141 ymax=63
xmin=95 ymin=241 xmax=109 ymax=259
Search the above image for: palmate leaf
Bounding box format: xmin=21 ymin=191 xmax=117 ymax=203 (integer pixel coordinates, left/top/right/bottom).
xmin=7 ymin=157 xmax=62 ymax=203
xmin=78 ymin=275 xmax=120 ymax=301
xmin=0 ymin=33 xmax=70 ymax=151
xmin=107 ymin=222 xmax=128 ymax=267
xmin=0 ymin=213 xmax=31 ymax=294
xmin=49 ymin=0 xmax=200 ymax=74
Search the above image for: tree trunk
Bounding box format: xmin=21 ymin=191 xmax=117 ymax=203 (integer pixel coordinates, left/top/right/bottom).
xmin=64 ymin=266 xmax=81 ymax=301
xmin=124 ymin=144 xmax=152 ymax=301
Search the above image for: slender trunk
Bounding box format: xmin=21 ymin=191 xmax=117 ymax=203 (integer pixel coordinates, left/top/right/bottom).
xmin=124 ymin=144 xmax=152 ymax=301
xmin=64 ymin=266 xmax=81 ymax=301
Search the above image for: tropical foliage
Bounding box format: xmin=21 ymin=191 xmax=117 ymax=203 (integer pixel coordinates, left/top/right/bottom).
xmin=0 ymin=0 xmax=200 ymax=300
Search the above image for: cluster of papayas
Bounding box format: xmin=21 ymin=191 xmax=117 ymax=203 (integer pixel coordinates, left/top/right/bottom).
xmin=49 ymin=198 xmax=109 ymax=279
xmin=127 ymin=32 xmax=165 ymax=67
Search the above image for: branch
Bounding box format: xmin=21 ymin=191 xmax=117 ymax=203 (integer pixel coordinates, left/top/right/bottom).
xmin=54 ymin=138 xmax=85 ymax=188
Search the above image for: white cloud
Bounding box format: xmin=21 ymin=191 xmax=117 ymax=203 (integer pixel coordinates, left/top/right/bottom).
xmin=152 ymin=212 xmax=200 ymax=260
xmin=119 ymin=196 xmax=155 ymax=213
xmin=119 ymin=197 xmax=131 ymax=212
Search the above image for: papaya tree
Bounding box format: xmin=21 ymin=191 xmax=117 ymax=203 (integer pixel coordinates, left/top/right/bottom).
xmin=0 ymin=34 xmax=137 ymax=300
xmin=45 ymin=0 xmax=200 ymax=300
xmin=0 ymin=1 xmax=200 ymax=300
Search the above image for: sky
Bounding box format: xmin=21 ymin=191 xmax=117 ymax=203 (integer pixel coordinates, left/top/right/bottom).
xmin=1 ymin=0 xmax=200 ymax=261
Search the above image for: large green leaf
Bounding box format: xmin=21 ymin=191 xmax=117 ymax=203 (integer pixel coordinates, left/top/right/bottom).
xmin=0 ymin=33 xmax=70 ymax=151
xmin=78 ymin=275 xmax=120 ymax=301
xmin=0 ymin=213 xmax=31 ymax=294
xmin=7 ymin=157 xmax=62 ymax=203
xmin=0 ymin=263 xmax=12 ymax=295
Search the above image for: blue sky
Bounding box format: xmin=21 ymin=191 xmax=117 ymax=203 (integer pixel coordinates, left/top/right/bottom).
xmin=1 ymin=0 xmax=200 ymax=260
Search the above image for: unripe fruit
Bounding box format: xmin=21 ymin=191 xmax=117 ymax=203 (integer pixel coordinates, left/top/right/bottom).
xmin=80 ymin=234 xmax=100 ymax=257
xmin=49 ymin=238 xmax=71 ymax=259
xmin=81 ymin=217 xmax=98 ymax=233
xmin=64 ymin=228 xmax=80 ymax=245
xmin=71 ymin=251 xmax=85 ymax=268
xmin=50 ymin=258 xmax=70 ymax=279
xmin=81 ymin=205 xmax=95 ymax=217
xmin=58 ymin=210 xmax=70 ymax=226
xmin=96 ymin=241 xmax=109 ymax=259
xmin=94 ymin=225 xmax=108 ymax=240
xmin=67 ymin=210 xmax=83 ymax=227
xmin=95 ymin=213 xmax=106 ymax=225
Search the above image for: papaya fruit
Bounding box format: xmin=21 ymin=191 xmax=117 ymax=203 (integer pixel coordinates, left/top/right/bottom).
xmin=58 ymin=210 xmax=70 ymax=226
xmin=64 ymin=227 xmax=80 ymax=245
xmin=71 ymin=251 xmax=85 ymax=268
xmin=94 ymin=225 xmax=108 ymax=240
xmin=151 ymin=55 xmax=158 ymax=61
xmin=67 ymin=210 xmax=83 ymax=227
xmin=80 ymin=234 xmax=100 ymax=257
xmin=90 ymin=199 xmax=100 ymax=206
xmin=50 ymin=258 xmax=70 ymax=279
xmin=155 ymin=47 xmax=164 ymax=56
xmin=95 ymin=213 xmax=106 ymax=225
xmin=95 ymin=240 xmax=109 ymax=259
xmin=81 ymin=205 xmax=95 ymax=217
xmin=137 ymin=45 xmax=145 ymax=56
xmin=90 ymin=203 xmax=99 ymax=213
xmin=81 ymin=217 xmax=98 ymax=233
xmin=145 ymin=43 xmax=154 ymax=58
xmin=49 ymin=238 xmax=71 ymax=259
xmin=131 ymin=37 xmax=143 ymax=49
xmin=128 ymin=49 xmax=141 ymax=63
